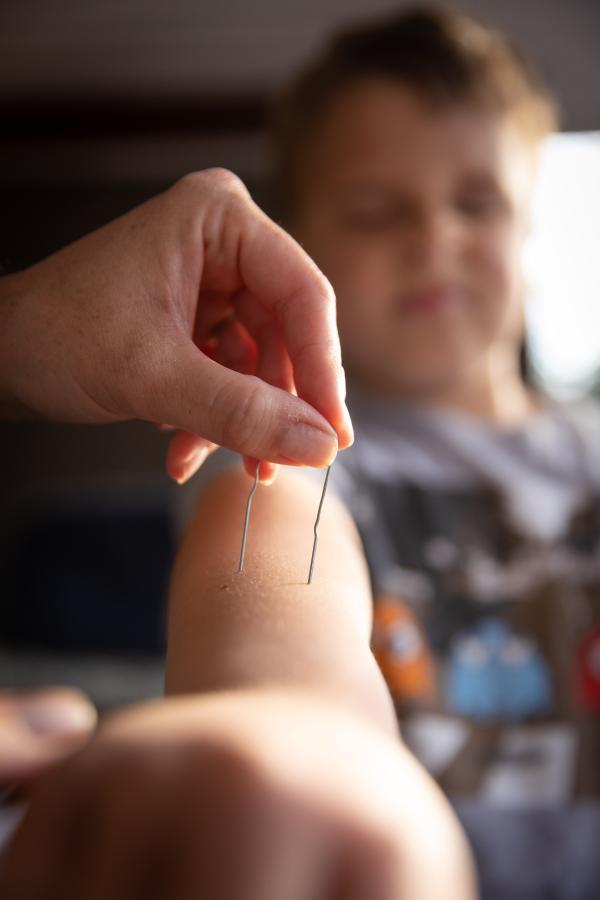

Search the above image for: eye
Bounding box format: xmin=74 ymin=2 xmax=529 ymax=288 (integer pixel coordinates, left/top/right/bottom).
xmin=455 ymin=192 xmax=504 ymax=220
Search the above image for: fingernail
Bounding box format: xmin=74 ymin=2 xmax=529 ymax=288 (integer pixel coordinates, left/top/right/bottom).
xmin=336 ymin=366 xmax=353 ymax=448
xmin=18 ymin=697 xmax=97 ymax=737
xmin=279 ymin=423 xmax=338 ymax=467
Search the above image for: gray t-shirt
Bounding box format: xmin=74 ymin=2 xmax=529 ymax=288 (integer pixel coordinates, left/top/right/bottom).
xmin=332 ymin=391 xmax=600 ymax=900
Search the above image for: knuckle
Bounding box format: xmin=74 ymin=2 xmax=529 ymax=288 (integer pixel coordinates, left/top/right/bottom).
xmin=177 ymin=168 xmax=246 ymax=198
xmin=182 ymin=738 xmax=274 ymax=819
xmin=206 ymin=167 xmax=246 ymax=193
xmin=347 ymin=822 xmax=402 ymax=893
xmin=315 ymin=271 xmax=336 ymax=308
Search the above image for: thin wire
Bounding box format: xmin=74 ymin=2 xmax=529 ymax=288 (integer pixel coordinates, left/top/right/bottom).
xmin=307 ymin=464 xmax=332 ymax=585
xmin=238 ymin=460 xmax=260 ymax=573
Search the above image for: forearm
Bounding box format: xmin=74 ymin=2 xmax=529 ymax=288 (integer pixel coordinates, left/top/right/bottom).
xmin=165 ymin=467 xmax=397 ymax=734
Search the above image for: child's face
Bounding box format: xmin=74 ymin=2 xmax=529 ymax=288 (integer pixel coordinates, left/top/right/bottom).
xmin=292 ymin=79 xmax=536 ymax=398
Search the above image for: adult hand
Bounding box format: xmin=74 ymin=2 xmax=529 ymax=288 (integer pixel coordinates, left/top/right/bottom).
xmin=0 ymin=169 xmax=352 ymax=483
xmin=0 ymin=691 xmax=476 ymax=899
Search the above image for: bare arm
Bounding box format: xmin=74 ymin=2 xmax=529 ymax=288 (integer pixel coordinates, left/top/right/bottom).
xmin=164 ymin=465 xmax=476 ymax=897
xmin=166 ymin=465 xmax=397 ymax=734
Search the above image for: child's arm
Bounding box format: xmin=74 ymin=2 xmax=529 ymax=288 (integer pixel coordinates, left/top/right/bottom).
xmin=166 ymin=465 xmax=396 ymax=734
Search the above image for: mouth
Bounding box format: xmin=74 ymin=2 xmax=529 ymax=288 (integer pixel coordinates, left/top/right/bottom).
xmin=398 ymin=286 xmax=464 ymax=316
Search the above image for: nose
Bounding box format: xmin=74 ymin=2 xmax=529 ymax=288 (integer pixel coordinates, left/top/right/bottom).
xmin=401 ymin=208 xmax=459 ymax=272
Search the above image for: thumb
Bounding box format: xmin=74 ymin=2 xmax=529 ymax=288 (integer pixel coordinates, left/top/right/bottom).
xmin=0 ymin=689 xmax=97 ymax=786
xmin=150 ymin=344 xmax=339 ymax=467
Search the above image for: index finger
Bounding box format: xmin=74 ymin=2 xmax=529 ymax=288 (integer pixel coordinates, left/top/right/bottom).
xmin=237 ymin=204 xmax=353 ymax=449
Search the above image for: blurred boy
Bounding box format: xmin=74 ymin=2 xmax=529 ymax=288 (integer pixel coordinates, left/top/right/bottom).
xmin=168 ymin=7 xmax=599 ymax=899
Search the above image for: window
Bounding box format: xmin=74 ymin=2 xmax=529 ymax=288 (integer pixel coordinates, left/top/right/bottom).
xmin=524 ymin=132 xmax=600 ymax=398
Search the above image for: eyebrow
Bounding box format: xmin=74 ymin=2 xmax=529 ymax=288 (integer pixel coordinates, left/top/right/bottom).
xmin=330 ymin=181 xmax=399 ymax=199
xmin=329 ymin=170 xmax=507 ymax=202
xmin=457 ymin=171 xmax=503 ymax=192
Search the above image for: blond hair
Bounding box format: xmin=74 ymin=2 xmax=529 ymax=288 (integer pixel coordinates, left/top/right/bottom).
xmin=272 ymin=6 xmax=558 ymax=211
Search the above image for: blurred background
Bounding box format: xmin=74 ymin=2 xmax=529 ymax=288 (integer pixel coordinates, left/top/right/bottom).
xmin=1 ymin=0 xmax=599 ymax=711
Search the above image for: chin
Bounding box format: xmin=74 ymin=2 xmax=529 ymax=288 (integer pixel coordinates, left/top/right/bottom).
xmin=349 ymin=334 xmax=485 ymax=399
xmin=382 ymin=353 xmax=474 ymax=399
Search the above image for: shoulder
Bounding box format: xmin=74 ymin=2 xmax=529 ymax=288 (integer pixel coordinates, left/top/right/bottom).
xmin=556 ymin=397 xmax=600 ymax=440
xmin=551 ymin=398 xmax=600 ymax=487
xmin=173 ymin=450 xmax=356 ymax=546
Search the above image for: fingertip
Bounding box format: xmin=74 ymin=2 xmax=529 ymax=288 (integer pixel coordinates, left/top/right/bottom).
xmin=337 ymin=404 xmax=354 ymax=450
xmin=166 ymin=431 xmax=216 ymax=484
xmin=242 ymin=456 xmax=278 ymax=484
xmin=318 ymin=392 xmax=353 ymax=452
xmin=15 ymin=688 xmax=97 ymax=739
xmin=259 ymin=461 xmax=279 ymax=485
xmin=169 ymin=447 xmax=212 ymax=484
xmin=321 ymin=444 xmax=339 ymax=469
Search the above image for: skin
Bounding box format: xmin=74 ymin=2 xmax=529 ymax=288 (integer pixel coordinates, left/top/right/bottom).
xmin=0 ymin=470 xmax=476 ymax=898
xmin=0 ymin=168 xmax=353 ymax=484
xmin=292 ymin=78 xmax=540 ymax=425
xmin=0 ymin=690 xmax=475 ymax=900
xmin=166 ymin=469 xmax=387 ymax=722
xmin=0 ymin=689 xmax=97 ymax=785
xmin=163 ymin=468 xmax=476 ymax=898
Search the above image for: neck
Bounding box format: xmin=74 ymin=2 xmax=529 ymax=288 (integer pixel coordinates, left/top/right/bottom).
xmin=354 ymin=345 xmax=541 ymax=427
xmin=431 ymin=347 xmax=539 ymax=425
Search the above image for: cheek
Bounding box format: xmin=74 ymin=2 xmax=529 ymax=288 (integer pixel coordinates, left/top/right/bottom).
xmin=465 ymin=225 xmax=522 ymax=334
xmin=321 ymin=237 xmax=385 ymax=293
xmin=336 ymin=276 xmax=387 ymax=363
xmin=312 ymin=238 xmax=392 ymax=333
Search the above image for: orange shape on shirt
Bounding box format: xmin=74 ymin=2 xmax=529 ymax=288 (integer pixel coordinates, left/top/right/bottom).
xmin=372 ymin=594 xmax=436 ymax=703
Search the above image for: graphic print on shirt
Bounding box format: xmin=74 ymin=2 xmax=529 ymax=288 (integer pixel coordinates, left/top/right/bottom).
xmin=577 ymin=625 xmax=600 ymax=712
xmin=446 ymin=618 xmax=553 ymax=721
xmin=371 ymin=595 xmax=436 ymax=703
xmin=364 ymin=480 xmax=600 ymax=806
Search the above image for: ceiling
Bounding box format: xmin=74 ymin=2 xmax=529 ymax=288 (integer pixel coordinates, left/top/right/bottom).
xmin=1 ymin=0 xmax=599 ymax=130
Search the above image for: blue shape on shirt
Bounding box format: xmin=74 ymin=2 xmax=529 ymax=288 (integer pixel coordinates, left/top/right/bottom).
xmin=447 ymin=619 xmax=553 ymax=721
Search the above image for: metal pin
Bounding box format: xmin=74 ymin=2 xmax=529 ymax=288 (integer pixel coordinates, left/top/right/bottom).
xmin=307 ymin=464 xmax=332 ymax=584
xmin=238 ymin=460 xmax=260 ymax=573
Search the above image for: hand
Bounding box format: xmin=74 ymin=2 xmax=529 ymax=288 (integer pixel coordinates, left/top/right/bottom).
xmin=0 ymin=169 xmax=352 ymax=483
xmin=0 ymin=688 xmax=96 ymax=787
xmin=0 ymin=691 xmax=476 ymax=899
